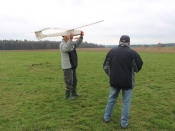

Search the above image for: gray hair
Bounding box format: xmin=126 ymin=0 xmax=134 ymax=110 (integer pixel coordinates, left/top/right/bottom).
xmin=119 ymin=42 xmax=130 ymax=45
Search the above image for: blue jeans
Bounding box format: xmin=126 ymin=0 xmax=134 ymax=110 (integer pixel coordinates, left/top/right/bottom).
xmin=104 ymin=87 xmax=132 ymax=128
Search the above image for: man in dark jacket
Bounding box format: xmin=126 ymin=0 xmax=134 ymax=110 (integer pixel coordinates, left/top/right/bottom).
xmin=103 ymin=35 xmax=143 ymax=129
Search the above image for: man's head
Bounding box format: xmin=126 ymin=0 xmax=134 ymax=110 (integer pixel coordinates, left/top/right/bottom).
xmin=62 ymin=34 xmax=73 ymax=42
xmin=62 ymin=36 xmax=68 ymax=42
xmin=119 ymin=35 xmax=130 ymax=45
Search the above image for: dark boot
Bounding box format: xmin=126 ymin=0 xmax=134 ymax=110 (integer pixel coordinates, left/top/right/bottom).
xmin=65 ymin=90 xmax=75 ymax=100
xmin=72 ymin=87 xmax=81 ymax=97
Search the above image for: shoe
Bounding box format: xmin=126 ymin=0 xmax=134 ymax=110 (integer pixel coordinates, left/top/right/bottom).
xmin=66 ymin=96 xmax=75 ymax=100
xmin=103 ymin=118 xmax=110 ymax=123
xmin=72 ymin=93 xmax=81 ymax=97
xmin=65 ymin=90 xmax=75 ymax=100
xmin=120 ymin=125 xmax=128 ymax=129
xmin=71 ymin=87 xmax=81 ymax=96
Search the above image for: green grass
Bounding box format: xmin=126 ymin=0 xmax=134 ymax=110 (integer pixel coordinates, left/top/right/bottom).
xmin=0 ymin=50 xmax=175 ymax=131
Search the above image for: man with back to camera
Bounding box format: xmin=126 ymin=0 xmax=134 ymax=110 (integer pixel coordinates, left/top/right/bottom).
xmin=59 ymin=31 xmax=84 ymax=100
xmin=103 ymin=35 xmax=143 ymax=129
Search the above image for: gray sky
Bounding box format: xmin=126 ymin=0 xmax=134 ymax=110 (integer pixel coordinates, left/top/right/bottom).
xmin=0 ymin=0 xmax=175 ymax=45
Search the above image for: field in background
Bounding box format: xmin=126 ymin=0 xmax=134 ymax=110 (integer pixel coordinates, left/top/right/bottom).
xmin=0 ymin=48 xmax=175 ymax=131
xmin=77 ymin=47 xmax=175 ymax=53
xmin=1 ymin=47 xmax=175 ymax=53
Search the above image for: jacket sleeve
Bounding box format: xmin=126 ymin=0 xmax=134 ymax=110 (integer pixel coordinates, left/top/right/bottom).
xmin=60 ymin=40 xmax=74 ymax=52
xmin=134 ymin=52 xmax=143 ymax=72
xmin=103 ymin=52 xmax=111 ymax=76
xmin=73 ymin=37 xmax=83 ymax=48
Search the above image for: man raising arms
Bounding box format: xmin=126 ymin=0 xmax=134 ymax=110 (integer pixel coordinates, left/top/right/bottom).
xmin=59 ymin=31 xmax=84 ymax=100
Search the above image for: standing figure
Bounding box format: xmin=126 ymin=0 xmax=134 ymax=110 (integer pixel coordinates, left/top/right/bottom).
xmin=59 ymin=31 xmax=84 ymax=100
xmin=103 ymin=35 xmax=143 ymax=128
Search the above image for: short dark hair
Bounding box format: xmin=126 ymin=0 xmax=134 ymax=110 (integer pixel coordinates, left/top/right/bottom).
xmin=120 ymin=35 xmax=130 ymax=42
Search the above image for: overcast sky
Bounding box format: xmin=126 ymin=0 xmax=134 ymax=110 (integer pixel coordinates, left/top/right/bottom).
xmin=0 ymin=0 xmax=175 ymax=45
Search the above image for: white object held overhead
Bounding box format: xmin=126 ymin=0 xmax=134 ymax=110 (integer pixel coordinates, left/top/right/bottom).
xmin=35 ymin=29 xmax=81 ymax=40
xmin=34 ymin=20 xmax=104 ymax=40
xmin=73 ymin=20 xmax=104 ymax=29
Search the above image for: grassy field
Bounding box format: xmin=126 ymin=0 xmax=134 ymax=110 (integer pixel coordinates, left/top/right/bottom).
xmin=0 ymin=48 xmax=175 ymax=131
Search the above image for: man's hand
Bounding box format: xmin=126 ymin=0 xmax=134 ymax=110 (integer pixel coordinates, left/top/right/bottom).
xmin=80 ymin=31 xmax=84 ymax=37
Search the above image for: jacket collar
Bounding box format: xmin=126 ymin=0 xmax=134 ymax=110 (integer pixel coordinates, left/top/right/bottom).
xmin=62 ymin=39 xmax=66 ymax=43
xmin=118 ymin=43 xmax=129 ymax=47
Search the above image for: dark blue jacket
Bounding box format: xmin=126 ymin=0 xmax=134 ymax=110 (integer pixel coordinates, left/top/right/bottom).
xmin=103 ymin=44 xmax=143 ymax=89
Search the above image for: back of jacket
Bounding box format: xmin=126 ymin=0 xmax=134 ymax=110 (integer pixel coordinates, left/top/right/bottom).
xmin=103 ymin=44 xmax=143 ymax=89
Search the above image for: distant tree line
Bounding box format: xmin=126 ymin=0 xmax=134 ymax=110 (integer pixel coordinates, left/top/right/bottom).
xmin=141 ymin=43 xmax=175 ymax=47
xmin=78 ymin=41 xmax=105 ymax=48
xmin=0 ymin=40 xmax=105 ymax=50
xmin=105 ymin=43 xmax=175 ymax=48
